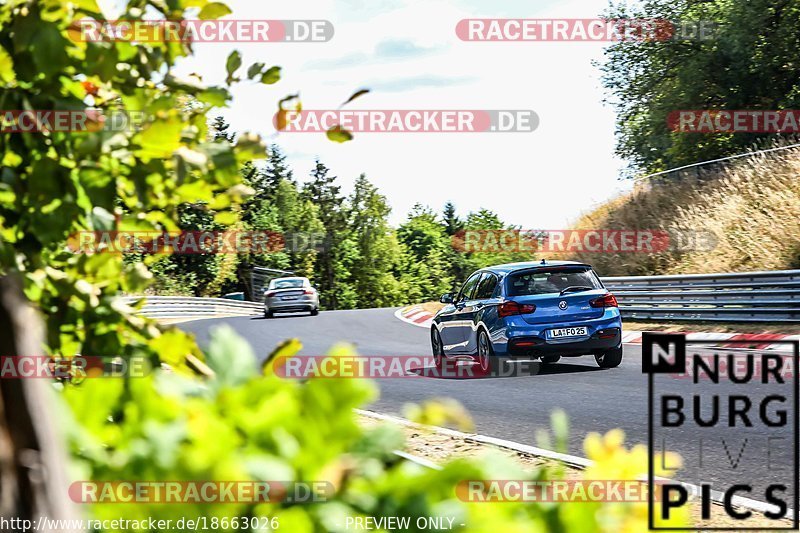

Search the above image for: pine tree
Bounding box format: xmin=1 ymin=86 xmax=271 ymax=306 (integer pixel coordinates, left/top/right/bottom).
xmin=442 ymin=201 xmax=464 ymax=236
xmin=302 ymin=161 xmax=348 ymax=309
xmin=210 ymin=115 xmax=234 ymax=143
xmin=264 ymin=144 xmax=294 ymax=190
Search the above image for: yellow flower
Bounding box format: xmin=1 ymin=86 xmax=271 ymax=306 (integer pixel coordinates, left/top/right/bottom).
xmin=584 ymin=428 xmax=625 ymax=463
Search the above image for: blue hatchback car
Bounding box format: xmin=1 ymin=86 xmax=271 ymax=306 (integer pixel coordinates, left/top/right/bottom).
xmin=431 ymin=260 xmax=623 ymax=372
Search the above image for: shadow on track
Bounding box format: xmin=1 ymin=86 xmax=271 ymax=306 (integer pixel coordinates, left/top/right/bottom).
xmin=250 ymin=313 xmax=315 ymax=320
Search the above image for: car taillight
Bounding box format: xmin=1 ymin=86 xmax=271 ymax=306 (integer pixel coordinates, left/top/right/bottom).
xmin=265 ymin=291 xmax=277 ymax=297
xmin=590 ymin=293 xmax=618 ymax=308
xmin=498 ymin=301 xmax=536 ymax=317
xmin=303 ymin=289 xmax=315 ymax=295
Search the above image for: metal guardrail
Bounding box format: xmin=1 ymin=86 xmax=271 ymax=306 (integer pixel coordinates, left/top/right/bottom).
xmin=125 ymin=269 xmax=800 ymax=322
xmin=600 ymin=269 xmax=800 ymax=322
xmin=635 ymin=141 xmax=800 ymax=182
xmin=121 ymin=296 xmax=263 ymax=318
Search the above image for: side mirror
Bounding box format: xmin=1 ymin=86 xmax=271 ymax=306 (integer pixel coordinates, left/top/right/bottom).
xmin=439 ymin=293 xmax=453 ymax=304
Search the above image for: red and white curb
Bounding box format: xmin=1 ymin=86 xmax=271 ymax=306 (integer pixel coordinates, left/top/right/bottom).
xmin=621 ymin=331 xmax=800 ymax=351
xmin=396 ymin=306 xmax=799 ymax=350
xmin=395 ymin=305 xmax=435 ymax=328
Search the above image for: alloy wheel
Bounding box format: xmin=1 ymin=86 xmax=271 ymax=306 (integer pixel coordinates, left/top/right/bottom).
xmin=477 ymin=332 xmax=491 ymax=372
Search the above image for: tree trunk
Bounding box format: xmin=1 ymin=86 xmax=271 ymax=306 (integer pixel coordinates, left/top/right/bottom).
xmin=0 ymin=275 xmax=82 ymax=531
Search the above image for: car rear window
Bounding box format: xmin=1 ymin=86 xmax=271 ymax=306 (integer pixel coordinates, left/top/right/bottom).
xmin=506 ymin=267 xmax=602 ymax=296
xmin=271 ymin=279 xmax=305 ymax=289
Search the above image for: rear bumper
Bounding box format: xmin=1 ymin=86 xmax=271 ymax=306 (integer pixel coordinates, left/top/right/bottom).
xmin=506 ymin=329 xmax=621 ymax=357
xmin=265 ymin=295 xmax=318 ymax=312
xmin=492 ymin=309 xmax=622 ymax=356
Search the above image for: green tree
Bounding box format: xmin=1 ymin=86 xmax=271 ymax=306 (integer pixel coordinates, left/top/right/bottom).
xmin=245 ymin=176 xmax=323 ymax=280
xmin=244 ymin=144 xmax=294 ymax=209
xmin=443 ymin=201 xmax=464 ymax=236
xmin=397 ymin=205 xmax=453 ymax=301
xmin=302 ymin=160 xmax=349 ymax=309
xmin=441 ymin=202 xmax=469 ymax=290
xmin=600 ymin=0 xmax=800 ymax=174
xmin=348 ymin=174 xmax=404 ymax=307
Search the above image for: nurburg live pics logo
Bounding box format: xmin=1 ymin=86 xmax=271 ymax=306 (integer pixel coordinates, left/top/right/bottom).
xmin=643 ymin=333 xmax=799 ymax=530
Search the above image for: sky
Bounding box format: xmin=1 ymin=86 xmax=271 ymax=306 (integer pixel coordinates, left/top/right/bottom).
xmin=105 ymin=0 xmax=636 ymax=227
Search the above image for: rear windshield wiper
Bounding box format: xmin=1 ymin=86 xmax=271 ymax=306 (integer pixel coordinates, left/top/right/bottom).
xmin=559 ymin=286 xmax=594 ymax=296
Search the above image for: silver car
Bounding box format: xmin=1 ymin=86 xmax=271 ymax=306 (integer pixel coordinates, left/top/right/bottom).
xmin=263 ymin=277 xmax=320 ymax=317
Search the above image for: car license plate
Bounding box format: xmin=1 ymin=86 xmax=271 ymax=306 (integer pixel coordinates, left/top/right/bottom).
xmin=547 ymin=326 xmax=588 ymax=339
xmin=281 ymin=296 xmax=298 ymax=300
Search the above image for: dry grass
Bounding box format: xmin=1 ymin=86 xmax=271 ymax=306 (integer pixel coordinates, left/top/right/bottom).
xmin=564 ymin=147 xmax=800 ymax=276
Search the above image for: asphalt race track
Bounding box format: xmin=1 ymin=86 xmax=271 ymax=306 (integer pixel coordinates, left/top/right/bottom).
xmin=180 ymin=307 xmax=797 ymax=507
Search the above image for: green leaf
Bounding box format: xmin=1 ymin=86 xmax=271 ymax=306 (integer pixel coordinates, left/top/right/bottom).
xmin=260 ymin=66 xmax=281 ymax=85
xmin=205 ymin=325 xmax=256 ymax=388
xmin=551 ymin=408 xmax=570 ymax=452
xmin=0 ymin=46 xmax=15 ymax=84
xmin=247 ymin=62 xmax=265 ymax=79
xmin=197 ymin=87 xmax=230 ymax=107
xmin=175 ymin=180 xmax=214 ymax=202
xmin=225 ymin=50 xmax=242 ymax=84
xmin=150 ymin=330 xmax=197 ymax=368
xmin=213 ymin=210 xmax=237 ymax=225
xmin=198 ymin=2 xmax=232 ymax=20
xmin=341 ymin=88 xmax=370 ymax=107
xmin=262 ymin=338 xmax=302 ymax=376
xmin=326 ymin=125 xmax=353 ymax=143
xmin=28 ymin=22 xmax=69 ymax=78
xmin=136 ymin=117 xmax=184 ymax=159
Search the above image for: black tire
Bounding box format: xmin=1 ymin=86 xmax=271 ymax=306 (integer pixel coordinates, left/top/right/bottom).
xmin=431 ymin=329 xmax=445 ymax=370
xmin=541 ymin=355 xmax=561 ymax=364
xmin=310 ymin=308 xmax=319 ymax=316
xmin=595 ymin=346 xmax=623 ymax=369
xmin=264 ymin=309 xmax=273 ymax=319
xmin=475 ymin=329 xmax=498 ymax=374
